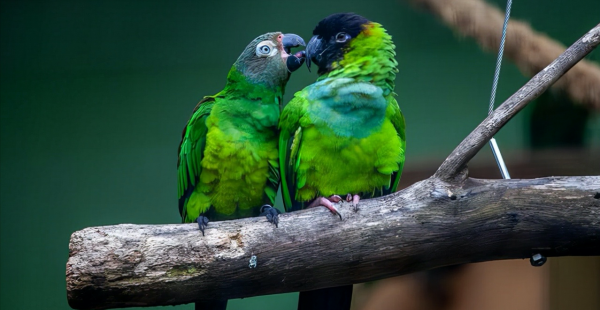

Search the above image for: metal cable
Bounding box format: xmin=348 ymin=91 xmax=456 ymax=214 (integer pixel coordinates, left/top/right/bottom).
xmin=488 ymin=0 xmax=513 ymax=115
xmin=488 ymin=0 xmax=513 ymax=179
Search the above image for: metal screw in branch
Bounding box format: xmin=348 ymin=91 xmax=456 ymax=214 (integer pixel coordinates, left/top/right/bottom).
xmin=487 ymin=0 xmax=513 ymax=179
xmin=530 ymin=253 xmax=547 ymax=267
xmin=249 ymin=254 xmax=257 ymax=268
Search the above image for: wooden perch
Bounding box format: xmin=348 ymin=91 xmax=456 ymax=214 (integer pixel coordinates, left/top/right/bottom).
xmin=408 ymin=0 xmax=600 ymax=110
xmin=67 ymin=177 xmax=600 ymax=309
xmin=66 ymin=24 xmax=600 ymax=310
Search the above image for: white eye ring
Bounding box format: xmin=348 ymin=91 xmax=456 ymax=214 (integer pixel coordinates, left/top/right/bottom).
xmin=256 ymin=41 xmax=277 ymax=57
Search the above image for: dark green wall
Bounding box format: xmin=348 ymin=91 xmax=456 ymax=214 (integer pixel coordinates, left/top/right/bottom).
xmin=1 ymin=0 xmax=598 ymax=309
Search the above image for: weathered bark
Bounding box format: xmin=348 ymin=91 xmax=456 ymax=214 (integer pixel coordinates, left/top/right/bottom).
xmin=67 ymin=176 xmax=600 ymax=309
xmin=66 ymin=20 xmax=600 ymax=310
xmin=408 ymin=0 xmax=600 ymax=111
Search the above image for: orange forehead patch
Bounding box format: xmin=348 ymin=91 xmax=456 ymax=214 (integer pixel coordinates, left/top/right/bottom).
xmin=361 ymin=23 xmax=375 ymax=36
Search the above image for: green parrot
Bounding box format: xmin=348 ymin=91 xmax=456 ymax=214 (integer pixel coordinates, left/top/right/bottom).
xmin=279 ymin=13 xmax=405 ymax=310
xmin=177 ymin=31 xmax=305 ymax=238
xmin=178 ymin=32 xmax=305 ymax=310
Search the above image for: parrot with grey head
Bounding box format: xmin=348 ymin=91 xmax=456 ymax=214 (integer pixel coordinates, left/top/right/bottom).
xmin=177 ymin=31 xmax=305 ymax=310
xmin=279 ymin=13 xmax=406 ymax=310
xmin=177 ymin=31 xmax=305 ymax=234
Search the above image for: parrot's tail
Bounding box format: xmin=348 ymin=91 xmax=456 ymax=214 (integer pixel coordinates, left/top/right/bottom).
xmin=194 ymin=300 xmax=227 ymax=310
xmin=297 ymin=285 xmax=353 ymax=310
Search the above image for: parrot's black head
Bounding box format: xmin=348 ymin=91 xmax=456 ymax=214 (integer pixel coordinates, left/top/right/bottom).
xmin=306 ymin=13 xmax=370 ymax=75
xmin=233 ymin=32 xmax=306 ymax=88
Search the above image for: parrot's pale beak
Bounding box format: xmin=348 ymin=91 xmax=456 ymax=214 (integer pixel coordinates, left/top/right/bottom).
xmin=282 ymin=33 xmax=306 ymax=72
xmin=305 ymin=35 xmax=323 ymax=72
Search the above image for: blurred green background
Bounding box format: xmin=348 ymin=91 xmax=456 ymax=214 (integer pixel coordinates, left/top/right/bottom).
xmin=1 ymin=0 xmax=598 ymax=309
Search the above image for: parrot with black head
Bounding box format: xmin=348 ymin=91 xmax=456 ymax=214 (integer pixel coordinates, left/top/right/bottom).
xmin=279 ymin=13 xmax=405 ymax=310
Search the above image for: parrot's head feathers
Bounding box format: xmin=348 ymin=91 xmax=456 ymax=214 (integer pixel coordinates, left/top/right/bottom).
xmin=232 ymin=32 xmax=305 ymax=88
xmin=306 ymin=13 xmax=369 ymax=75
xmin=307 ymin=12 xmax=399 ymax=80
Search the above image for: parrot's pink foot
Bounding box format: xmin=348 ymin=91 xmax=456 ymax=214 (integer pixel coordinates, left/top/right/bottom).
xmin=307 ymin=196 xmax=343 ymax=220
xmin=346 ymin=194 xmax=361 ymax=211
xmin=327 ymin=195 xmax=342 ymax=203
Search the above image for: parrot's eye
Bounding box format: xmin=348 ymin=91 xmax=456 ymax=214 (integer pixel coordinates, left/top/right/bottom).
xmin=335 ymin=32 xmax=351 ymax=43
xmin=255 ymin=41 xmax=278 ymax=57
xmin=260 ymin=45 xmax=271 ymax=54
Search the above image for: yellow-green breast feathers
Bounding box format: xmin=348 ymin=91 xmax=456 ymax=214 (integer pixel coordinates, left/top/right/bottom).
xmin=178 ymin=69 xmax=282 ymax=222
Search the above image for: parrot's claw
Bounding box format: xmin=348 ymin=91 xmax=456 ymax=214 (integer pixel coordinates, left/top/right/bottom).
xmin=196 ymin=216 xmax=209 ymax=236
xmin=345 ymin=194 xmax=361 ymax=211
xmin=351 ymin=194 xmax=360 ymax=212
xmin=308 ymin=197 xmax=343 ymax=220
xmin=260 ymin=204 xmax=281 ymax=228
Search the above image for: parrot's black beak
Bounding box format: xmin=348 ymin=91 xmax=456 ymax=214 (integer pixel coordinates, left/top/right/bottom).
xmin=286 ymin=50 xmax=306 ymax=72
xmin=305 ymin=35 xmax=323 ymax=73
xmin=282 ymin=33 xmax=305 ymax=54
xmin=282 ymin=33 xmax=306 ymax=73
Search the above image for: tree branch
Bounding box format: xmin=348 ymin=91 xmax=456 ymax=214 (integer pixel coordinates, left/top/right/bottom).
xmin=67 ymin=176 xmax=600 ymax=309
xmin=434 ymin=23 xmax=600 ymax=182
xmin=408 ymin=0 xmax=600 ymax=110
xmin=66 ymin=22 xmax=600 ymax=310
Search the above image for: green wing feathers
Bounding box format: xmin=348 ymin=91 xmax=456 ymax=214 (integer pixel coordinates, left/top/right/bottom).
xmin=386 ymin=95 xmax=406 ymax=194
xmin=177 ymin=96 xmax=215 ymax=222
xmin=278 ymin=92 xmax=307 ymax=211
xmin=265 ymin=157 xmax=280 ymax=207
